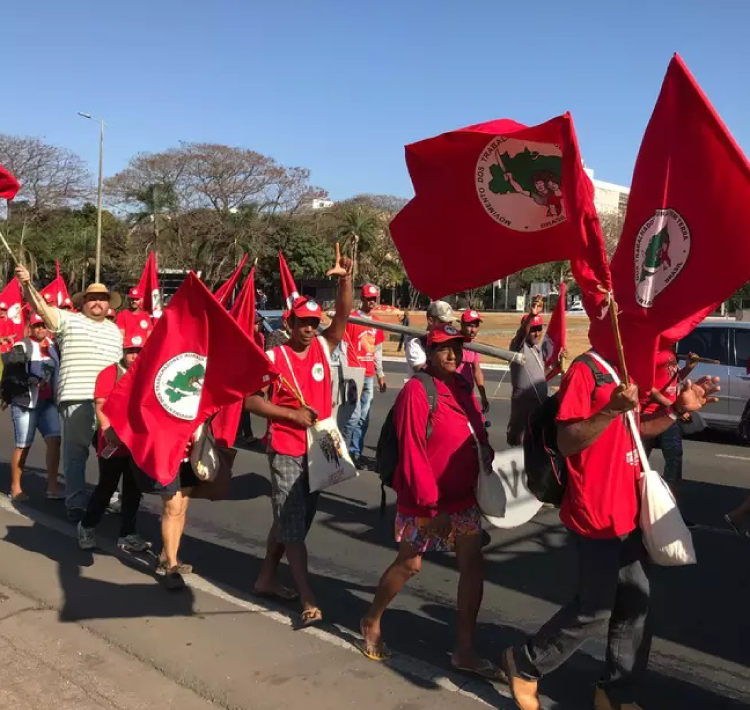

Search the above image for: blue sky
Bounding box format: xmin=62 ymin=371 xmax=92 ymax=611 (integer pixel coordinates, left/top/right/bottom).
xmin=4 ymin=0 xmax=749 ymax=200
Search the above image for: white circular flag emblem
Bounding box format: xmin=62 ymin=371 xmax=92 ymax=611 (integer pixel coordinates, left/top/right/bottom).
xmin=7 ymin=303 xmax=21 ymax=325
xmin=634 ymin=209 xmax=690 ymax=308
xmin=475 ymin=137 xmax=565 ymax=232
xmin=154 ymin=352 xmax=207 ymax=420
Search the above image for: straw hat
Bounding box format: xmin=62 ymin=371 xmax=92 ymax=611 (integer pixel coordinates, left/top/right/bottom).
xmin=71 ymin=283 xmax=122 ymax=310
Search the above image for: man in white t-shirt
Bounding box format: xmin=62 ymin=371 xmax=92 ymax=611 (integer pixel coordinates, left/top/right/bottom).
xmin=16 ymin=266 xmax=123 ymax=522
xmin=405 ymin=300 xmax=455 ymax=375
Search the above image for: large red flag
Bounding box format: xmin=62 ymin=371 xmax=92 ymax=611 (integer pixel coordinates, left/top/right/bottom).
xmin=390 ymin=114 xmax=610 ymax=300
xmin=0 ymin=279 xmax=25 ymax=351
xmin=279 ymin=252 xmax=299 ymax=308
xmin=542 ymin=282 xmax=567 ymax=381
xmin=0 ymin=165 xmax=20 ymax=200
xmin=137 ymin=251 xmax=162 ymax=316
xmin=213 ymin=266 xmax=261 ymax=446
xmin=103 ymin=273 xmax=277 ymax=483
xmin=214 ymin=253 xmax=248 ymax=308
xmin=609 ymin=54 xmax=750 ymax=390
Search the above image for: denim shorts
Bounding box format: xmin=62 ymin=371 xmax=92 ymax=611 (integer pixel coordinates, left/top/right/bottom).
xmin=11 ymin=400 xmax=61 ymax=448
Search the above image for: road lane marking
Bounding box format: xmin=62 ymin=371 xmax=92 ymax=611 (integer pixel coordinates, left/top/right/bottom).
xmin=0 ymin=495 xmax=514 ymax=709
xmin=716 ymin=454 xmax=750 ymax=461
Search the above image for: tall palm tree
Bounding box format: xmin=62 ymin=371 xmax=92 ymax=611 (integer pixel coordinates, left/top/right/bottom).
xmin=335 ymin=206 xmax=380 ymax=282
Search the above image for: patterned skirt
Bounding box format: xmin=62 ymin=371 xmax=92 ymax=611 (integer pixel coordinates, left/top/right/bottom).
xmin=395 ymin=504 xmax=482 ymax=553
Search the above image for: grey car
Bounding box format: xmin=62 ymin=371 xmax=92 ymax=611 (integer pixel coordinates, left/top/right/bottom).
xmin=677 ymin=320 xmax=750 ymax=431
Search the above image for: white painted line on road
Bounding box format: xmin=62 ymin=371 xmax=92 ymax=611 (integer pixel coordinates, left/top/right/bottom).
xmin=0 ymin=495 xmax=516 ymax=710
xmin=716 ymin=454 xmax=750 ymax=462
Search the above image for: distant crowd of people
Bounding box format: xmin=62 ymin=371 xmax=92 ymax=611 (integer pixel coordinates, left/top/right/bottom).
xmin=0 ymin=258 xmax=741 ymax=710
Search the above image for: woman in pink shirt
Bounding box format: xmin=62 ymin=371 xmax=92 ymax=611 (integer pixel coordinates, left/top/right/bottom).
xmin=359 ymin=323 xmax=502 ymax=680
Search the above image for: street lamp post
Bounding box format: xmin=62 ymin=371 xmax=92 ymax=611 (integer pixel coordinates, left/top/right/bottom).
xmin=78 ymin=112 xmax=106 ymax=283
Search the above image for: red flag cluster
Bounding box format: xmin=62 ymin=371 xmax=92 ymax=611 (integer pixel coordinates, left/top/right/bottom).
xmin=137 ymin=252 xmax=161 ymax=316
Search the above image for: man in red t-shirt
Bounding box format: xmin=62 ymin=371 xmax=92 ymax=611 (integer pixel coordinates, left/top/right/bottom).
xmin=77 ymin=332 xmax=150 ymax=554
xmin=341 ymin=284 xmax=386 ymax=466
xmin=502 ymin=351 xmax=720 ymax=710
xmin=458 ymin=309 xmax=490 ymax=414
xmin=245 ymin=244 xmax=353 ymax=628
xmin=115 ymin=287 xmax=153 ymax=339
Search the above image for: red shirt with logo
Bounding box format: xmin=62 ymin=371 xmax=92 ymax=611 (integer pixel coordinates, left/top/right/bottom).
xmin=267 ymin=336 xmax=332 ymax=457
xmin=115 ymin=309 xmax=153 ymax=336
xmin=94 ymin=363 xmax=129 ymax=457
xmin=344 ymin=310 xmax=385 ymax=378
xmin=557 ymin=359 xmax=640 ymax=539
xmin=641 ymin=348 xmax=679 ymax=415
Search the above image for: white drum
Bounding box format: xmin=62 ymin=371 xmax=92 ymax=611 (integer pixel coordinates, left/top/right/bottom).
xmin=476 ymin=447 xmax=543 ymax=529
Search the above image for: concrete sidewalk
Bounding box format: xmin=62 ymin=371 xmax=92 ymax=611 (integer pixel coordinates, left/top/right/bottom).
xmin=0 ymin=502 xmax=518 ymax=710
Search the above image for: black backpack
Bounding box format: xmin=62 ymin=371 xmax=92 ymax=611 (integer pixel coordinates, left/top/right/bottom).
xmin=523 ymin=354 xmax=614 ymax=506
xmin=375 ymin=371 xmax=437 ymax=515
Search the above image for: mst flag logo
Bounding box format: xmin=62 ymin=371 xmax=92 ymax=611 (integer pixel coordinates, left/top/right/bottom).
xmin=154 ymin=352 xmax=207 ymax=420
xmin=634 ymin=209 xmax=691 ymax=308
xmin=475 ymin=137 xmax=565 ymax=232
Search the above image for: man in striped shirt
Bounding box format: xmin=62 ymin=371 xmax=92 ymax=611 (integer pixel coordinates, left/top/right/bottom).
xmin=16 ymin=266 xmax=123 ymax=522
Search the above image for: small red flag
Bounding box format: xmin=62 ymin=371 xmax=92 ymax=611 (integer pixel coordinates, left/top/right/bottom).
xmin=214 ymin=253 xmax=249 ymax=308
xmin=103 ymin=273 xmax=278 ymax=483
xmin=542 ymin=282 xmax=567 ymax=381
xmin=0 ymin=279 xmax=25 ymax=352
xmin=609 ymin=55 xmax=750 ymax=389
xmin=0 ymin=164 xmax=20 ymax=200
xmin=40 ymin=261 xmax=70 ymax=307
xmin=137 ymin=252 xmax=162 ymax=316
xmin=279 ymin=252 xmax=299 ymax=308
xmin=390 ymin=114 xmax=609 ymax=300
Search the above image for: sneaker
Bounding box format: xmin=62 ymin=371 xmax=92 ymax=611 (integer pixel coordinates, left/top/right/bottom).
xmin=594 ymin=687 xmax=643 ymax=710
xmin=107 ymin=492 xmax=122 ymax=514
xmin=117 ymin=534 xmax=152 ymax=553
xmin=77 ymin=522 xmax=96 ymax=550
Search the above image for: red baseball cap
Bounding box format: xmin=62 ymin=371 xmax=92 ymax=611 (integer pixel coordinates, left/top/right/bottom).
xmin=427 ymin=322 xmax=464 ymax=346
xmin=526 ymin=314 xmax=544 ymax=328
xmin=123 ymin=332 xmax=145 ymax=350
xmin=30 ymin=314 xmax=45 ymax=326
xmin=461 ymin=309 xmax=483 ymax=323
xmin=291 ymin=296 xmax=323 ymax=320
xmin=129 ymin=287 xmax=141 ymax=299
xmin=362 ymin=284 xmax=380 ymax=299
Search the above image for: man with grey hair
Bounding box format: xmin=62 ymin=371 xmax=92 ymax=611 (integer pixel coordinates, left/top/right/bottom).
xmin=405 ymin=300 xmax=455 ymax=375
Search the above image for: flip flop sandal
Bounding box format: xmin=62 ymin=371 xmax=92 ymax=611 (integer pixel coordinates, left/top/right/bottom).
xmin=357 ymin=639 xmax=392 ymax=662
xmin=8 ymin=492 xmax=29 ymax=502
xmin=452 ymin=659 xmax=508 ymax=682
xmin=299 ymin=607 xmax=323 ymax=628
xmin=253 ymin=586 xmax=299 ymax=602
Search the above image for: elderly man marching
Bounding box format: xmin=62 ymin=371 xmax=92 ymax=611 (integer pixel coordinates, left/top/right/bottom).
xmin=16 ymin=265 xmax=123 ymax=522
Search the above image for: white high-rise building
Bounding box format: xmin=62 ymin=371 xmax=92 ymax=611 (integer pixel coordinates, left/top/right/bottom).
xmin=584 ymin=167 xmax=630 ymax=216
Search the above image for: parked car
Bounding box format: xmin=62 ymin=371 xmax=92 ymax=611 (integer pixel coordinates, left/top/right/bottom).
xmin=677 ymin=320 xmax=750 ymax=431
xmin=567 ymin=301 xmax=585 ymax=313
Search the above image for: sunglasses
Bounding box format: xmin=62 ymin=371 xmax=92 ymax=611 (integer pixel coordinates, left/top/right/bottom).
xmin=84 ymin=295 xmax=110 ymax=303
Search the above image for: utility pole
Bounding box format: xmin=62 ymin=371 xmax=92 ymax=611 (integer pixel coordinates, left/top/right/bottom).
xmin=78 ymin=112 xmax=107 ymax=283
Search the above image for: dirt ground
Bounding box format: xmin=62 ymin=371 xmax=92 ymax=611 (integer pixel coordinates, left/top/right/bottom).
xmin=373 ymin=309 xmax=592 ymax=362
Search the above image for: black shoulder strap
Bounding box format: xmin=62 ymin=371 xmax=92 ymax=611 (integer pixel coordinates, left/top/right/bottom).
xmin=571 ymin=353 xmax=614 ymax=389
xmin=412 ymin=371 xmax=438 ymax=439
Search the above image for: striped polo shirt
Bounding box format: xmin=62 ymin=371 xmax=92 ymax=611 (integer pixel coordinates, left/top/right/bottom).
xmin=53 ymin=310 xmax=123 ymax=404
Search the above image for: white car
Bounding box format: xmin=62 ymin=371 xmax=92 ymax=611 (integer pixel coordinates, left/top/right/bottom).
xmin=567 ymin=301 xmax=585 ymax=313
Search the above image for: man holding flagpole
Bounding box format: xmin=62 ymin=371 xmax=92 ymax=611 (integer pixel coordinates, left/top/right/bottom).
xmin=245 ymin=244 xmax=352 ymax=628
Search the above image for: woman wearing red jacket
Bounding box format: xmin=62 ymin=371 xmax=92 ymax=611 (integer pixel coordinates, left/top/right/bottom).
xmin=359 ymin=323 xmax=502 ymax=680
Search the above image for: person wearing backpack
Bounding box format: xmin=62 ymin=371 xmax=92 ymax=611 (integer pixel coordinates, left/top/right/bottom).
xmin=360 ymin=322 xmax=502 ymax=680
xmin=502 ymin=350 xmax=720 ymax=710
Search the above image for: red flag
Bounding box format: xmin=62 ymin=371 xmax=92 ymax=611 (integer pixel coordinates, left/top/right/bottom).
xmin=0 ymin=279 xmax=25 ymax=351
xmin=213 ymin=267 xmax=260 ymax=446
xmin=279 ymin=252 xmax=299 ymax=308
xmin=137 ymin=252 xmax=162 ymax=316
xmin=40 ymin=261 xmax=70 ymax=307
xmin=103 ymin=273 xmax=277 ymax=483
xmin=609 ymin=54 xmax=750 ymax=389
xmin=542 ymin=283 xmax=567 ymax=381
xmin=214 ymin=253 xmax=249 ymax=308
xmin=0 ymin=165 xmax=20 ymax=200
xmin=390 ymin=114 xmax=609 ymax=300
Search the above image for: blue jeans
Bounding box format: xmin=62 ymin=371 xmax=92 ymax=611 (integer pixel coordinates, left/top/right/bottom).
xmin=59 ymin=400 xmax=96 ymax=512
xmin=343 ymin=376 xmax=375 ymax=459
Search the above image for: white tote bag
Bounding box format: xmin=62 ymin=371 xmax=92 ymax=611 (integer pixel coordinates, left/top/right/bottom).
xmin=307 ymin=417 xmax=359 ymax=492
xmin=588 ymin=352 xmax=696 ymax=566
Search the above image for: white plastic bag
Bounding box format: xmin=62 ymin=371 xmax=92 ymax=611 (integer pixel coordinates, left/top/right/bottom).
xmin=639 ymin=468 xmax=697 ymax=566
xmin=588 ymin=352 xmax=697 ymax=567
xmin=307 ymin=417 xmax=358 ymax=492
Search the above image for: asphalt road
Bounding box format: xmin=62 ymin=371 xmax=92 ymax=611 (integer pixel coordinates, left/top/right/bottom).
xmin=1 ymin=360 xmax=749 ymax=709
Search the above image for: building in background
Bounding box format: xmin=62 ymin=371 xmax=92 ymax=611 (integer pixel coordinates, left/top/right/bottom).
xmin=310 ymin=198 xmax=334 ymax=210
xmin=584 ymin=167 xmax=630 ymax=216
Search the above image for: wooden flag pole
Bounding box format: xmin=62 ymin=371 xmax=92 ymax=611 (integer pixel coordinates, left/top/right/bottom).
xmin=607 ymin=292 xmax=630 ymax=385
xmin=0 ymin=228 xmax=20 ymax=267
